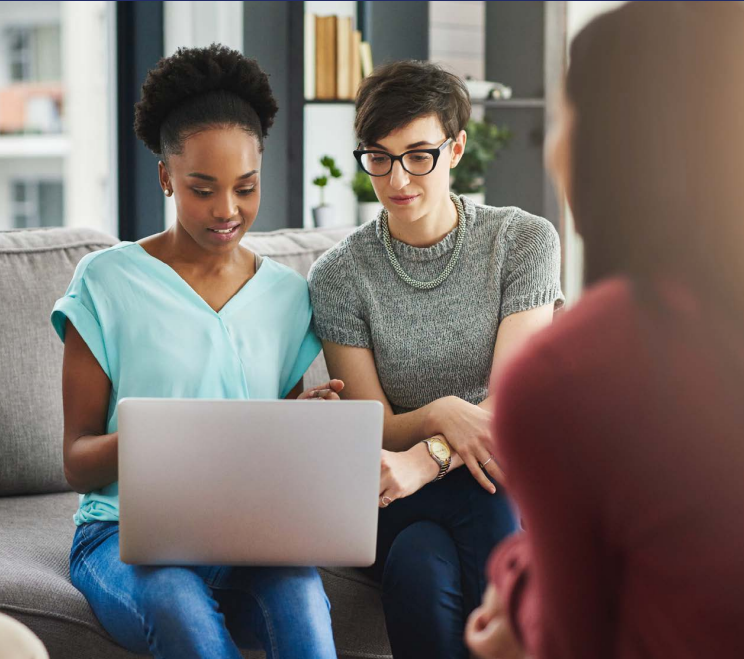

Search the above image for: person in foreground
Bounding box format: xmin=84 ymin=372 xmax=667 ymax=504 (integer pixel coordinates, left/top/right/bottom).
xmin=308 ymin=60 xmax=564 ymax=658
xmin=466 ymin=3 xmax=744 ymax=659
xmin=51 ymin=45 xmax=340 ymax=659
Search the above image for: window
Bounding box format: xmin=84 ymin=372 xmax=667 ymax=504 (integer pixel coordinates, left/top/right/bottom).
xmin=0 ymin=2 xmax=116 ymax=234
xmin=11 ymin=179 xmax=64 ymax=228
xmin=8 ymin=27 xmax=32 ymax=82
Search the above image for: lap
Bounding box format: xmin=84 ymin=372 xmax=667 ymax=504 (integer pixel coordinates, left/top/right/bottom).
xmin=375 ymin=467 xmax=517 ymax=563
xmin=69 ymin=521 xmax=329 ymax=652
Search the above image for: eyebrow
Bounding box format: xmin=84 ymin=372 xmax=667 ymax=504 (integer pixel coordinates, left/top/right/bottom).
xmin=186 ymin=170 xmax=258 ymax=182
xmin=368 ymin=140 xmax=438 ymax=151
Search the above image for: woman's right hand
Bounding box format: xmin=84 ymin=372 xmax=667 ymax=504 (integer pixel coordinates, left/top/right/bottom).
xmin=432 ymin=396 xmax=506 ymax=490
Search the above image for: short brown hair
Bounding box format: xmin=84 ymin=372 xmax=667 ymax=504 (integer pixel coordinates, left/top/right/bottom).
xmin=354 ymin=60 xmax=471 ymax=145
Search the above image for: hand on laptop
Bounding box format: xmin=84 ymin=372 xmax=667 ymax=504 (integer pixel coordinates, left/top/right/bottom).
xmin=297 ymin=379 xmax=345 ymax=401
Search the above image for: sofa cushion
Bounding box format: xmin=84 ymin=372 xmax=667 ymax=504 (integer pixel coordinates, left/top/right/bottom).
xmin=241 ymin=226 xmax=354 ymax=280
xmin=0 ymin=492 xmax=390 ymax=658
xmin=0 ymin=228 xmax=118 ymax=496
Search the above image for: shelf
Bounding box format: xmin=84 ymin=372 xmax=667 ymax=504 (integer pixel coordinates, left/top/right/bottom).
xmin=0 ymin=134 xmax=70 ymax=159
xmin=472 ymin=98 xmax=546 ymax=109
xmin=304 ymin=99 xmax=356 ymax=105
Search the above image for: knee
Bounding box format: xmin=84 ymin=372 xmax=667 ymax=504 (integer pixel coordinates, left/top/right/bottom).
xmin=382 ymin=521 xmax=460 ymax=597
xmin=257 ymin=567 xmax=330 ymax=615
xmin=137 ymin=567 xmax=212 ymax=615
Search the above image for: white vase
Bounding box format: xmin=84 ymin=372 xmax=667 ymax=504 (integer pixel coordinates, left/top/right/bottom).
xmin=466 ymin=192 xmax=486 ymax=206
xmin=312 ymin=206 xmax=336 ymax=228
xmin=357 ymin=202 xmax=381 ymax=225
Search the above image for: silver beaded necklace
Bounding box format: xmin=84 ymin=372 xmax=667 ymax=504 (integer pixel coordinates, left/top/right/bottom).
xmin=381 ymin=192 xmax=468 ymax=290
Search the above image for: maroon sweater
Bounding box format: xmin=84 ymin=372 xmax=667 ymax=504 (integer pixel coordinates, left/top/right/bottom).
xmin=488 ymin=277 xmax=744 ymax=659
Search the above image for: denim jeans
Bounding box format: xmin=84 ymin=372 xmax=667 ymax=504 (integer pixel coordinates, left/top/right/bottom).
xmin=367 ymin=466 xmax=518 ymax=659
xmin=70 ymin=521 xmax=337 ymax=659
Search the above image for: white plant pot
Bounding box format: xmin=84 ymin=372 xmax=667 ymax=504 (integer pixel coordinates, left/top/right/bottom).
xmin=466 ymin=192 xmax=486 ymax=206
xmin=357 ymin=202 xmax=381 ymax=225
xmin=312 ymin=205 xmax=336 ymax=228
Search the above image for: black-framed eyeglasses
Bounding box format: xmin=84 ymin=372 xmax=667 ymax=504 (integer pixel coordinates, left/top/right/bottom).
xmin=353 ymin=138 xmax=453 ymax=177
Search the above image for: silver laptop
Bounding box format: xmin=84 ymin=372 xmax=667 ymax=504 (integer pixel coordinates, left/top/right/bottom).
xmin=118 ymin=398 xmax=383 ymax=567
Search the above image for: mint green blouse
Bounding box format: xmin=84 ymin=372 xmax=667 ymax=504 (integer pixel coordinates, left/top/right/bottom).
xmin=51 ymin=242 xmax=321 ymax=525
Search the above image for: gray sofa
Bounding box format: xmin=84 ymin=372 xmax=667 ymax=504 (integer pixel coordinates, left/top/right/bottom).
xmin=0 ymin=226 xmax=392 ymax=659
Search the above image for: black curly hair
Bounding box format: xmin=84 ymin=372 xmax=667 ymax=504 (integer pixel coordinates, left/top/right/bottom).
xmin=134 ymin=44 xmax=278 ymax=159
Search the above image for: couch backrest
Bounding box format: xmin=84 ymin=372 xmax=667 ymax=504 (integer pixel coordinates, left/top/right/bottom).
xmin=0 ymin=228 xmax=118 ymax=496
xmin=0 ymin=225 xmax=353 ymax=496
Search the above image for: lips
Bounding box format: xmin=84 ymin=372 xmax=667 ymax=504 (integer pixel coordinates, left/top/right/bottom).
xmin=389 ymin=194 xmax=420 ymax=205
xmin=208 ymin=221 xmax=241 ymax=232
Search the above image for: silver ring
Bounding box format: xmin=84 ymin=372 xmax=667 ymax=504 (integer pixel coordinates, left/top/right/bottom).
xmin=380 ymin=496 xmax=392 ymax=507
xmin=480 ymin=455 xmax=493 ymax=468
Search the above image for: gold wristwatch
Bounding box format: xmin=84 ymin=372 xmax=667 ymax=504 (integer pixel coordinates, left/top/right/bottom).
xmin=423 ymin=436 xmax=452 ymax=482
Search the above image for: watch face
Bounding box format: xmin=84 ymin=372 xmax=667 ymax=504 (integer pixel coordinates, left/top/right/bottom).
xmin=432 ymin=442 xmax=449 ymax=461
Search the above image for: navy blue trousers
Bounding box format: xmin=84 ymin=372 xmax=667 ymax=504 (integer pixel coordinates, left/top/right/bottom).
xmin=367 ymin=466 xmax=518 ymax=659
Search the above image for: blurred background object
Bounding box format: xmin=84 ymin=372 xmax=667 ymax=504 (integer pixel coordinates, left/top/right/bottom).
xmin=0 ymin=1 xmax=115 ymax=235
xmin=0 ymin=611 xmax=49 ymax=659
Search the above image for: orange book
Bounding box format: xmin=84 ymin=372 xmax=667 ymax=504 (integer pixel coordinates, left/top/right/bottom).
xmin=315 ymin=16 xmax=337 ymax=100
xmin=350 ymin=29 xmax=362 ymax=100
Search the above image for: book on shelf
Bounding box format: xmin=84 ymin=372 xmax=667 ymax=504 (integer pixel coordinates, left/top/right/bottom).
xmin=308 ymin=13 xmax=368 ymax=102
xmin=315 ymin=15 xmax=337 ymax=100
xmin=336 ymin=16 xmax=352 ymax=100
xmin=350 ymin=29 xmax=362 ymax=100
xmin=360 ymin=41 xmax=373 ymax=79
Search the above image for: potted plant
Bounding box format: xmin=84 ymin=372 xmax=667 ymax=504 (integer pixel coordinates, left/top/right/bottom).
xmin=312 ymin=155 xmax=343 ymax=227
xmin=451 ymin=119 xmax=512 ymax=205
xmin=351 ymin=171 xmax=380 ymax=225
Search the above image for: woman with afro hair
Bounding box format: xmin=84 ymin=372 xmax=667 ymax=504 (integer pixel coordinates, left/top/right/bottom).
xmin=51 ymin=44 xmax=340 ymax=658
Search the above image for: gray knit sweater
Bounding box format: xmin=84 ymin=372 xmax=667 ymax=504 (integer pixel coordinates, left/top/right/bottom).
xmin=308 ymin=195 xmax=564 ymax=414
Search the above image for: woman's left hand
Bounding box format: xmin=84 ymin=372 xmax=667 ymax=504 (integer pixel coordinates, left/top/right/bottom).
xmin=378 ymin=443 xmax=439 ymax=508
xmin=465 ymin=584 xmax=527 ymax=659
xmin=297 ymin=379 xmax=344 ymax=401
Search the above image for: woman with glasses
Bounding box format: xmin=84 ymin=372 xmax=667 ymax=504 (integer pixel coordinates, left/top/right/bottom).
xmin=308 ymin=60 xmax=564 ymax=658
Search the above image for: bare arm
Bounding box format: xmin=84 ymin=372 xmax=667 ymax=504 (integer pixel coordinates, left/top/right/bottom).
xmin=62 ymin=320 xmax=118 ymax=494
xmin=322 ymin=304 xmax=555 ymax=491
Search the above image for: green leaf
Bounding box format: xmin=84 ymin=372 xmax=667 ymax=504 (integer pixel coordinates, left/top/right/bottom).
xmin=450 ymin=118 xmax=512 ymax=195
xmin=351 ymin=171 xmax=377 ymax=202
xmin=313 ymin=176 xmax=328 ymax=187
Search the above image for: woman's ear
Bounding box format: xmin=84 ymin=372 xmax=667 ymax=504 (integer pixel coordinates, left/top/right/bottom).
xmin=158 ymin=161 xmax=172 ymax=196
xmin=450 ymin=130 xmax=468 ymax=168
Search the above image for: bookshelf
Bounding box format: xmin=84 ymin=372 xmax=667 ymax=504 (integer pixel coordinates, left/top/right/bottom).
xmin=243 ymin=1 xmax=566 ymax=232
xmin=481 ymin=1 xmax=567 ymax=233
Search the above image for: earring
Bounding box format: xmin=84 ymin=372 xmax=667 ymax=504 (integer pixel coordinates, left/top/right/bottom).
xmin=164 ymin=188 xmax=172 ymax=197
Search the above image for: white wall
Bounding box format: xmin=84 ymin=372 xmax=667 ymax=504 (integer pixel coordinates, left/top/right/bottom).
xmin=61 ymin=1 xmax=115 ymax=234
xmin=429 ymin=1 xmax=484 ymax=82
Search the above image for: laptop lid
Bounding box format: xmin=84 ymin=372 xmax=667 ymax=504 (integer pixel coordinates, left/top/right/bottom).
xmin=118 ymin=398 xmax=383 ymax=567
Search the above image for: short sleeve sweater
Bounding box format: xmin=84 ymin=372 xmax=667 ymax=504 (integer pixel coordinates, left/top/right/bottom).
xmin=308 ymin=195 xmax=564 ymax=414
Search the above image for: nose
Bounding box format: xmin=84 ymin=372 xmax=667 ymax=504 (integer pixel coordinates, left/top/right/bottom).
xmin=388 ymin=159 xmax=410 ymax=190
xmin=212 ymin=192 xmax=238 ymax=221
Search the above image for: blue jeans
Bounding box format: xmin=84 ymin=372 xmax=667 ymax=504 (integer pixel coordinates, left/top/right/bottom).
xmin=70 ymin=521 xmax=337 ymax=659
xmin=367 ymin=467 xmax=518 ymax=659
